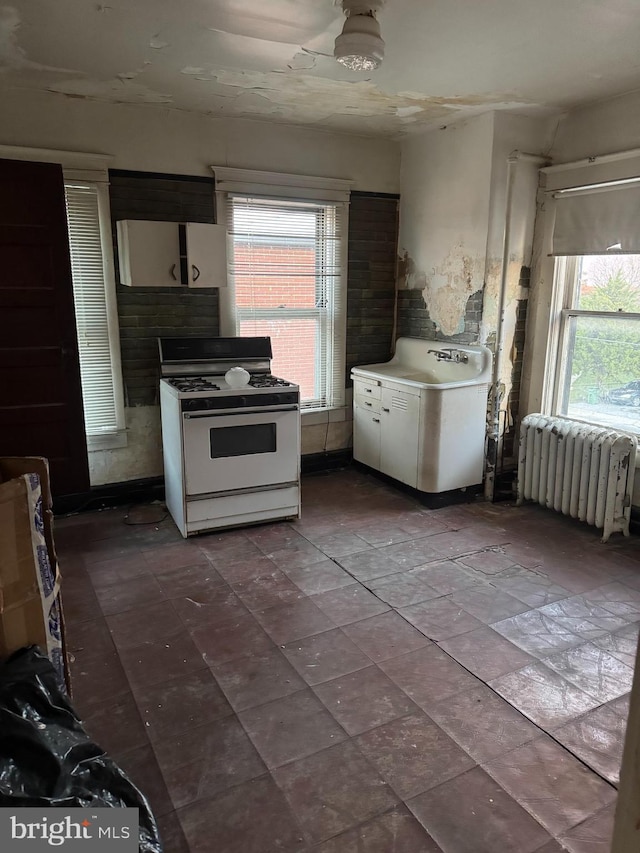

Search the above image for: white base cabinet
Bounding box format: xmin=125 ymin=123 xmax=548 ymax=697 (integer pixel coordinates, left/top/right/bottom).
xmin=353 ymin=374 xmax=489 ymax=493
xmin=352 ymin=338 xmax=492 ymax=494
xmin=353 ymin=379 xmax=421 ymax=489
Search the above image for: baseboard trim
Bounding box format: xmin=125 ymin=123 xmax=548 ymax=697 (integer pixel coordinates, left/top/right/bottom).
xmin=54 ymin=477 xmax=165 ymax=516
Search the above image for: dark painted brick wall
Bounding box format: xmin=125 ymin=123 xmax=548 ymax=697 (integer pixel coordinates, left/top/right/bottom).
xmin=109 ymin=178 xmax=399 ymax=404
xmin=347 ymin=193 xmax=399 ymax=383
xmin=396 ymin=287 xmax=484 ymax=344
xmin=109 ymin=171 xmax=219 ymax=407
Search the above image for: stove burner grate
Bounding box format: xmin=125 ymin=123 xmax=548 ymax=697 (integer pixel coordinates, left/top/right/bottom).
xmin=249 ymin=375 xmax=293 ymax=388
xmin=169 ymin=377 xmax=221 ymax=392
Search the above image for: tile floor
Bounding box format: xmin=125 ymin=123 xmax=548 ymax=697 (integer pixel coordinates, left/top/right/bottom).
xmin=55 ymin=468 xmax=640 ymax=852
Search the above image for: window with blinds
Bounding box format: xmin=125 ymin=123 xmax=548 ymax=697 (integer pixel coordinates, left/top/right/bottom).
xmin=64 ymin=182 xmax=124 ymax=438
xmin=227 ymin=195 xmax=347 ymax=408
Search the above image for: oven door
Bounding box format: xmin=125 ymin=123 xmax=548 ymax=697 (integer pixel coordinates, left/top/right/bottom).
xmin=182 ymin=405 xmax=300 ymax=497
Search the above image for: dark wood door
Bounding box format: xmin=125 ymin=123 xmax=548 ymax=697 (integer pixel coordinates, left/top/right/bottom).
xmin=0 ymin=158 xmax=90 ymax=497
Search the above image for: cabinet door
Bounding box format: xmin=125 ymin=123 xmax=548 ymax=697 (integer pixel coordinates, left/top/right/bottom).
xmin=116 ymin=220 xmax=181 ymax=287
xmin=353 ymin=406 xmax=381 ymax=470
xmin=186 ymin=223 xmax=228 ymax=288
xmin=379 ymin=387 xmax=420 ymax=487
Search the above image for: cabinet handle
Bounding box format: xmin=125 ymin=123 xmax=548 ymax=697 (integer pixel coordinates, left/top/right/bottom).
xmin=192 ymin=264 xmax=201 ymax=282
xmin=365 ymin=401 xmax=372 ymax=407
xmin=382 ymin=407 xmax=390 ymax=412
xmin=365 ymin=388 xmax=372 ymax=393
xmin=372 ymin=418 xmax=380 ymax=423
xmin=170 ymin=263 xmax=177 ymax=280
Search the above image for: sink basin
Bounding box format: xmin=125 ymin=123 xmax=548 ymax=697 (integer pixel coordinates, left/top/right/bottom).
xmin=351 ymin=338 xmax=492 ymax=389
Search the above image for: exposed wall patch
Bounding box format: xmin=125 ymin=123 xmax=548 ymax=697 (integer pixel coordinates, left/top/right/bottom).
xmin=419 ymin=244 xmax=485 ymax=337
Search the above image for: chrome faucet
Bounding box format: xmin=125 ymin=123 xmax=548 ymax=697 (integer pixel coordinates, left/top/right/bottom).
xmin=427 ymin=348 xmax=469 ymax=363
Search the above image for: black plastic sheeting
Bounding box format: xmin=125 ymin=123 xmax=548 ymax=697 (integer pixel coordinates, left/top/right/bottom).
xmin=0 ymin=646 xmax=162 ymax=852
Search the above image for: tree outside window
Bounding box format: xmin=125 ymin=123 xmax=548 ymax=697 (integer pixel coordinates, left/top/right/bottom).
xmin=557 ymin=254 xmax=640 ymax=433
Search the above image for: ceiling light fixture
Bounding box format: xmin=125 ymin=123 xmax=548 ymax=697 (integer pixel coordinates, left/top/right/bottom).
xmin=334 ymin=1 xmax=385 ymax=72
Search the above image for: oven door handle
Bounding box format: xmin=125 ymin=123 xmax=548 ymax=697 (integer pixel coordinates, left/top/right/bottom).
xmin=184 ymin=405 xmax=299 ymax=419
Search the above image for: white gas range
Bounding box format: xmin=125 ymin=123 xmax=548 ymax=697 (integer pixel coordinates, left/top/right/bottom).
xmin=158 ymin=336 xmax=301 ymax=537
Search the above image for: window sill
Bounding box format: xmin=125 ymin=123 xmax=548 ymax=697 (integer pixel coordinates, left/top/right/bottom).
xmin=87 ymin=430 xmax=128 ymax=452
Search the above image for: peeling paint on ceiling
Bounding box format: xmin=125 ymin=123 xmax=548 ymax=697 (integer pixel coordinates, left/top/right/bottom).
xmin=4 ymin=0 xmax=640 ymax=136
xmin=48 ymin=78 xmax=173 ymax=105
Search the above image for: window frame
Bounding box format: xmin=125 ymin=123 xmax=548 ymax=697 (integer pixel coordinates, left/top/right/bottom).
xmin=63 ymin=173 xmax=126 ymax=450
xmin=213 ymin=167 xmax=352 ymax=412
xmin=230 ymin=196 xmax=343 ymax=409
xmin=548 ymin=254 xmax=640 ymax=434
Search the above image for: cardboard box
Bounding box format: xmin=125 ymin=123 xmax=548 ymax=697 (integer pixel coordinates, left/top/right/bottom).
xmin=0 ymin=459 xmax=68 ymax=690
xmin=0 ymin=456 xmax=57 ymax=579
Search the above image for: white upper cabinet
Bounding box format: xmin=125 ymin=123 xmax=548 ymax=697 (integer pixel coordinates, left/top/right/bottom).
xmin=116 ymin=220 xmax=227 ymax=288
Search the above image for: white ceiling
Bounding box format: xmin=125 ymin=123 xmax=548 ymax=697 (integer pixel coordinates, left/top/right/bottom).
xmin=3 ymin=0 xmax=640 ymax=138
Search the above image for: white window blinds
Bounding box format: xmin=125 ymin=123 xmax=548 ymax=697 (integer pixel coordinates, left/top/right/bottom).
xmin=64 ymin=182 xmax=124 ymax=436
xmin=551 ymin=180 xmax=640 ymax=255
xmin=227 ymin=195 xmax=347 ymax=408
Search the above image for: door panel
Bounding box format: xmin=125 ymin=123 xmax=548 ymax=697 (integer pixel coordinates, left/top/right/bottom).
xmin=353 ymin=407 xmax=381 ymax=469
xmin=379 ymin=387 xmax=420 ymax=487
xmin=186 ymin=222 xmax=228 ymax=288
xmin=0 ymin=159 xmax=90 ymax=497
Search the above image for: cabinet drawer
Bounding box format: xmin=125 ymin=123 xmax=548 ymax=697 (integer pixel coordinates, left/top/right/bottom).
xmin=355 ymin=395 xmax=381 ymax=414
xmin=353 ymin=379 xmax=381 ymax=400
xmin=186 ymin=486 xmax=299 ymax=525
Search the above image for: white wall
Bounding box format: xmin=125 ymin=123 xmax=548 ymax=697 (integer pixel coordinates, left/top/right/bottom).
xmin=482 ymin=113 xmax=553 ymax=338
xmin=398 ymin=112 xmax=494 ymax=336
xmin=0 ymin=89 xmax=400 ymax=486
xmin=550 ymin=90 xmax=640 ymax=164
xmin=0 ymin=90 xmax=400 ymax=192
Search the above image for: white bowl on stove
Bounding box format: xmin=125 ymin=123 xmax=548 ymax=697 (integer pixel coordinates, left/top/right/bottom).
xmin=225 ymin=366 xmax=250 ymax=388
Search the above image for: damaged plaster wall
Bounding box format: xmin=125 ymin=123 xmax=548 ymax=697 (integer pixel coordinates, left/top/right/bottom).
xmin=397 ymin=110 xmax=553 ymax=485
xmin=397 ymin=112 xmax=495 ymax=339
xmin=482 ymin=112 xmax=553 ymax=461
